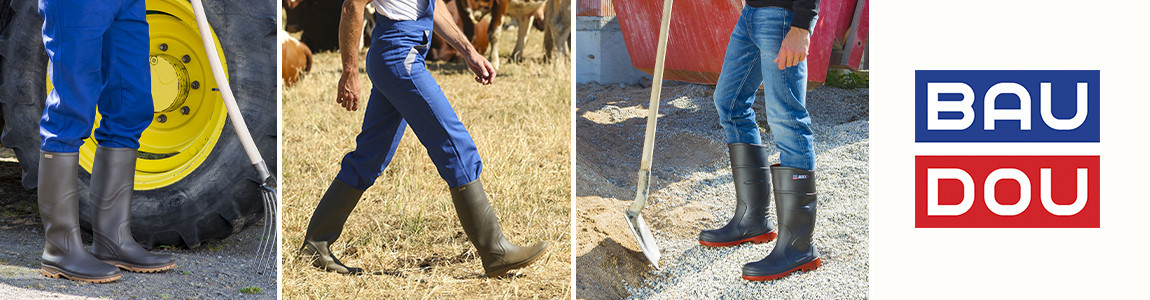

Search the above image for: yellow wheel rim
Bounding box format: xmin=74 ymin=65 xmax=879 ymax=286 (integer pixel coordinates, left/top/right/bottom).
xmin=46 ymin=0 xmax=229 ymax=190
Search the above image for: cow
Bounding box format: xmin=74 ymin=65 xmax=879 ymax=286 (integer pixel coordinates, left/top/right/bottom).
xmin=542 ymin=0 xmax=569 ymax=61
xmin=362 ymin=5 xmax=377 ymax=48
xmin=281 ymin=32 xmax=313 ymax=88
xmin=283 ymin=0 xmax=375 ymax=52
xmin=456 ymin=0 xmax=548 ymax=70
xmin=427 ymin=0 xmax=492 ymax=62
xmin=281 ymin=8 xmax=313 ymax=88
xmin=283 ymin=0 xmax=341 ymax=52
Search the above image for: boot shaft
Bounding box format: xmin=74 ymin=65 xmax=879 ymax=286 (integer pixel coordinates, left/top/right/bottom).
xmin=38 ymin=151 xmax=82 ymax=254
xmin=449 ymin=180 xmax=508 ymax=253
xmin=89 ymin=146 xmax=138 ymax=244
xmin=728 ymin=143 xmax=771 ymax=169
xmin=727 ymin=143 xmax=772 ymax=227
xmin=87 ymin=146 xmax=178 ymax=271
xmin=303 ymin=179 xmax=365 ymax=244
xmin=770 ymin=165 xmax=817 ymax=252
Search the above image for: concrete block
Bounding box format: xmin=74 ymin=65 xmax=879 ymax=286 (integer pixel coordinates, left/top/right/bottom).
xmin=576 ymin=16 xmax=651 ymax=85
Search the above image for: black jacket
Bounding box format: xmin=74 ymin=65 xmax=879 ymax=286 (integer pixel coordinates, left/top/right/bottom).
xmin=746 ymin=0 xmax=820 ymax=31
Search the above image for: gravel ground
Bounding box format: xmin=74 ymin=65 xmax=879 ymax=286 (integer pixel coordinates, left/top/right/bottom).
xmin=576 ymin=82 xmax=869 ymax=299
xmin=0 ymin=153 xmax=277 ymax=300
xmin=0 ymin=220 xmax=276 ymax=299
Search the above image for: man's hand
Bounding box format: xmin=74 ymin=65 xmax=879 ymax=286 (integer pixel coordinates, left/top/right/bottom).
xmin=774 ymin=27 xmax=811 ymax=70
xmin=336 ymin=72 xmax=361 ymax=111
xmin=464 ymin=50 xmax=496 ymax=85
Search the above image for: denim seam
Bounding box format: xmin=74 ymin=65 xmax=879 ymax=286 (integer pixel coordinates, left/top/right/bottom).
xmin=727 ymin=54 xmax=760 ymax=143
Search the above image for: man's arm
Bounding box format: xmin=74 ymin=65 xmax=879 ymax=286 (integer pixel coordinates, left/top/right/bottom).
xmin=432 ymin=0 xmax=495 ymax=85
xmin=336 ymin=0 xmax=371 ymax=111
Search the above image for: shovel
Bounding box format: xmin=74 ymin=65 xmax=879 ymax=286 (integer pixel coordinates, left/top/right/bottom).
xmin=189 ymin=0 xmax=279 ymax=271
xmin=624 ymin=0 xmax=675 ymax=270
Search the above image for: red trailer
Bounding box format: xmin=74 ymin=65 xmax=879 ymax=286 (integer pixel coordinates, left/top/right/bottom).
xmin=609 ymin=0 xmax=868 ymax=86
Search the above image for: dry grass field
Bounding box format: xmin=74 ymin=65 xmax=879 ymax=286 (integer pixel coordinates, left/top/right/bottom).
xmin=281 ymin=27 xmax=571 ymax=299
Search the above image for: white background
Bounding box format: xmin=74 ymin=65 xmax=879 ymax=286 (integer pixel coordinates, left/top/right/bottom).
xmin=870 ymin=0 xmax=1150 ymax=298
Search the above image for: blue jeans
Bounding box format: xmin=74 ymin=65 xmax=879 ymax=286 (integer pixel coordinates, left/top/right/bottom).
xmin=713 ymin=6 xmax=815 ymax=170
xmin=39 ymin=0 xmax=153 ymax=153
xmin=335 ymin=1 xmax=482 ymax=190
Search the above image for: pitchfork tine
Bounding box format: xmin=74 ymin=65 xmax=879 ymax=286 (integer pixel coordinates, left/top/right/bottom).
xmin=260 ymin=192 xmax=269 ymax=269
xmin=255 ymin=190 xmax=268 ymax=269
xmin=265 ymin=185 xmax=279 ymax=269
xmin=266 ymin=187 xmax=278 ymax=269
xmin=258 ymin=185 xmax=277 ymax=270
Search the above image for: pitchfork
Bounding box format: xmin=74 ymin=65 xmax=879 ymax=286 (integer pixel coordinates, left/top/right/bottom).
xmin=189 ymin=0 xmax=279 ymax=271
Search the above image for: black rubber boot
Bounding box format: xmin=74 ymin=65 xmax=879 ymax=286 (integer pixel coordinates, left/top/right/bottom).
xmin=37 ymin=151 xmax=121 ymax=283
xmin=89 ymin=146 xmax=177 ymax=273
xmin=742 ymin=165 xmax=821 ymax=281
xmin=451 ymin=180 xmax=548 ymax=277
xmin=300 ymin=179 xmax=365 ymax=275
xmin=699 ymin=143 xmax=777 ymax=247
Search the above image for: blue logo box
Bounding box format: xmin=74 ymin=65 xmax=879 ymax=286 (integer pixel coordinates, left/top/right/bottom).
xmin=915 ymin=70 xmax=1099 ymax=143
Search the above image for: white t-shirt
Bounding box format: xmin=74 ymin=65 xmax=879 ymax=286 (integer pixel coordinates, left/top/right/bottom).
xmin=373 ymin=0 xmax=429 ymax=21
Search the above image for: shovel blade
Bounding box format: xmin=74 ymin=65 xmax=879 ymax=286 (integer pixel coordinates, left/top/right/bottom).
xmin=623 ymin=210 xmax=661 ymax=269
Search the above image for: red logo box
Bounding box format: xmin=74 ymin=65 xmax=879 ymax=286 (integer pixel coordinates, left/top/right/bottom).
xmin=915 ymin=155 xmax=1100 ymax=228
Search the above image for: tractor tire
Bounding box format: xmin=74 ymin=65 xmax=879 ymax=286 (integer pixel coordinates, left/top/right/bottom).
xmin=0 ymin=0 xmax=47 ymax=191
xmin=0 ymin=0 xmax=277 ymax=249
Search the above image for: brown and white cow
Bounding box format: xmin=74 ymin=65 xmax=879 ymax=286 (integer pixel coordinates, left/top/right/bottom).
xmin=281 ymin=32 xmax=313 ymax=88
xmin=542 ymin=0 xmax=569 ymax=61
xmin=280 ymin=9 xmax=313 ymax=87
xmin=456 ymin=0 xmax=548 ymax=70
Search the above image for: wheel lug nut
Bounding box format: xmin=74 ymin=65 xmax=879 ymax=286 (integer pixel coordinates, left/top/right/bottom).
xmin=159 ymin=43 xmax=168 ymax=51
xmin=191 ymin=81 xmax=200 ymax=89
xmin=182 ymin=55 xmax=191 ymax=63
xmin=181 ymin=106 xmax=190 ymax=115
xmin=157 ymin=114 xmax=167 ymax=123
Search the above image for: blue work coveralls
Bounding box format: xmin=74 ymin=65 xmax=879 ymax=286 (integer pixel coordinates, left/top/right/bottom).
xmin=39 ymin=0 xmax=153 ymax=153
xmin=336 ymin=0 xmax=483 ymax=190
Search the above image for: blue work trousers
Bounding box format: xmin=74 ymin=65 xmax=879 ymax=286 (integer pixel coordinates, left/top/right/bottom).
xmin=713 ymin=6 xmax=816 ymax=170
xmin=39 ymin=0 xmax=153 ymax=153
xmin=336 ymin=1 xmax=483 ymax=190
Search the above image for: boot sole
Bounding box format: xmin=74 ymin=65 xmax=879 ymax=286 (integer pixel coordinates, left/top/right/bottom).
xmin=485 ymin=250 xmax=547 ymax=278
xmin=698 ymin=230 xmax=777 ymax=247
xmin=103 ymin=260 xmax=177 ymax=273
xmin=40 ymin=265 xmax=120 ymax=283
xmin=741 ymin=257 xmax=822 ymax=281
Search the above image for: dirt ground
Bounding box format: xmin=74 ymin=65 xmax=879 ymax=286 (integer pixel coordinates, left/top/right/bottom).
xmin=0 ymin=149 xmax=277 ymax=299
xmin=575 ymin=82 xmax=869 ymax=299
xmin=280 ymin=27 xmax=571 ymax=299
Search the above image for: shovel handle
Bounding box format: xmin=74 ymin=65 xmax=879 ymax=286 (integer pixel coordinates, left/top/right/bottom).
xmin=628 ymin=170 xmax=652 ymax=214
xmin=639 ymin=0 xmax=674 ymax=171
xmin=631 ymin=0 xmax=674 ymax=213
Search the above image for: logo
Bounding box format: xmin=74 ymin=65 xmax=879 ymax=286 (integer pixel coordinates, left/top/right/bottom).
xmin=793 ymin=175 xmax=808 ymax=180
xmin=915 ymin=70 xmax=1100 ymax=228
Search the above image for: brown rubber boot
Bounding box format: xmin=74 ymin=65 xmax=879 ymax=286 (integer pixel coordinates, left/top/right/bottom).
xmin=450 ymin=179 xmax=548 ymax=277
xmin=88 ymin=146 xmax=176 ymax=273
xmin=38 ymin=151 xmax=121 ymax=283
xmin=300 ymin=179 xmax=364 ymax=275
